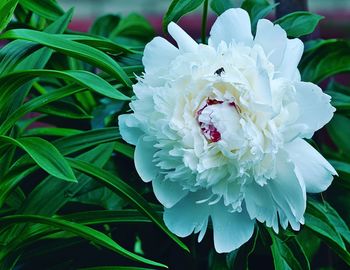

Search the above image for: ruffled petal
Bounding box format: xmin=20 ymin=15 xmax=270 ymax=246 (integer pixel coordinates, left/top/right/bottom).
xmin=277 ymin=38 xmax=304 ymax=80
xmin=142 ymin=36 xmax=179 ymax=74
xmin=168 ymin=22 xmax=198 ymax=52
xmin=245 ymin=182 xmax=279 ymax=232
xmin=289 ymin=82 xmax=335 ymax=139
xmin=118 ymin=114 xmax=143 ymax=145
xmin=285 ymin=138 xmax=337 ymax=193
xmin=267 ymin=150 xmax=306 ymax=230
xmin=209 ymin=8 xmax=253 ymax=48
xmin=254 ymin=19 xmax=287 ymax=69
xmin=163 ymin=191 xmax=210 ymax=238
xmin=134 ymin=136 xmax=158 ymax=182
xmin=152 ymin=176 xmax=189 ymax=208
xmin=211 ymin=204 xmax=255 ymax=253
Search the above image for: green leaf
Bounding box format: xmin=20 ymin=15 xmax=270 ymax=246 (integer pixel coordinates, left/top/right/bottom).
xmin=0 ymin=215 xmax=167 ymax=268
xmin=0 ymin=29 xmax=132 ymax=87
xmin=327 ymin=114 xmax=350 ymax=158
xmin=78 ymin=266 xmax=155 ymax=270
xmin=163 ymin=0 xmax=204 ymax=33
xmin=19 ymin=0 xmax=64 ymax=21
xmin=36 ymin=100 xmax=92 ymax=119
xmin=0 ymin=136 xmax=76 ymax=182
xmin=329 ymin=160 xmax=350 ymax=189
xmin=0 ymin=69 xmax=130 ymax=103
xmin=305 ymin=213 xmax=350 ymax=266
xmin=68 ymin=159 xmax=190 ymax=253
xmin=24 ymin=127 xmax=82 ymax=137
xmin=110 ymin=13 xmax=155 ymax=41
xmin=269 ymin=232 xmax=310 ymax=270
xmin=210 ymin=0 xmax=236 ymax=15
xmin=242 ymin=0 xmax=278 ymax=32
xmin=90 ymin=14 xmax=121 ymax=38
xmin=62 ymin=210 xmax=151 ymax=225
xmin=308 ymin=199 xmax=350 ymax=246
xmin=0 ymin=0 xmax=18 ymax=32
xmin=300 ymin=40 xmax=350 ymax=83
xmin=275 ymin=11 xmax=323 ymax=38
xmin=0 ymin=128 xmax=118 ymax=207
xmin=326 ymin=91 xmax=350 ymax=112
xmin=114 ymin=141 xmax=135 ymax=159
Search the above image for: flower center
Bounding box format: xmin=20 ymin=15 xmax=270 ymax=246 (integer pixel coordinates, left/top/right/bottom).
xmin=196 ymin=98 xmax=239 ymax=143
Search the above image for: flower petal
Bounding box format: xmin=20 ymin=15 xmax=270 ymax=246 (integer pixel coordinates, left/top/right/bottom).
xmin=118 ymin=114 xmax=143 ymax=145
xmin=142 ymin=36 xmax=179 ymax=74
xmin=152 ymin=176 xmax=189 ymax=208
xmin=245 ymin=182 xmax=279 ymax=232
xmin=209 ymin=8 xmax=253 ymax=48
xmin=267 ymin=151 xmax=306 ymax=230
xmin=211 ymin=204 xmax=255 ymax=253
xmin=163 ymin=191 xmax=210 ymax=238
xmin=285 ymin=138 xmax=337 ymax=193
xmin=254 ymin=19 xmax=287 ymax=69
xmin=291 ymin=82 xmax=335 ymax=139
xmin=134 ymin=136 xmax=158 ymax=182
xmin=167 ymin=22 xmax=198 ymax=52
xmin=277 ymin=38 xmax=304 ymax=80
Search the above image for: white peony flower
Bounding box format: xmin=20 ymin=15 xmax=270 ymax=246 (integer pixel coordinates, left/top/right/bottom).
xmin=119 ymin=8 xmax=337 ymax=253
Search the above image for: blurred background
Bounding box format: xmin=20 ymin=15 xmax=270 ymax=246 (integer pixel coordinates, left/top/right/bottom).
xmin=60 ymin=0 xmax=350 ymax=39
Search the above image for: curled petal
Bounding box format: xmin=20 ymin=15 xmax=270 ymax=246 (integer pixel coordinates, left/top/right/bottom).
xmin=168 ymin=22 xmax=198 ymax=52
xmin=209 ymin=8 xmax=253 ymax=47
xmin=143 ymin=36 xmax=179 ymax=74
xmin=118 ymin=114 xmax=143 ymax=145
xmin=285 ymin=138 xmax=337 ymax=193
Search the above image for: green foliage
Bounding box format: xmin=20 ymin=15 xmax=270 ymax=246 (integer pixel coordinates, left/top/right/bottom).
xmin=0 ymin=0 xmax=350 ymax=269
xmin=0 ymin=0 xmax=18 ymax=32
xmin=163 ymin=0 xmax=205 ymax=33
xmin=275 ymin=11 xmax=324 ymax=38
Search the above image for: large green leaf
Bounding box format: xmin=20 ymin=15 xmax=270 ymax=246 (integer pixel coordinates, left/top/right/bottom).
xmin=327 ymin=114 xmax=350 ymax=158
xmin=36 ymin=100 xmax=92 ymax=120
xmin=163 ymin=0 xmax=204 ymax=33
xmin=210 ymin=0 xmax=236 ymax=15
xmin=329 ymin=160 xmax=350 ymax=189
xmin=305 ymin=212 xmax=350 ymax=266
xmin=300 ymin=40 xmax=350 ymax=83
xmin=78 ymin=267 xmax=155 ymax=270
xmin=0 ymin=29 xmax=132 ymax=87
xmin=0 ymin=215 xmax=167 ymax=268
xmin=270 ymin=232 xmax=310 ymax=270
xmin=24 ymin=127 xmax=82 ymax=137
xmin=0 ymin=0 xmax=18 ymax=32
xmin=308 ymin=199 xmax=350 ymax=246
xmin=275 ymin=11 xmax=323 ymax=38
xmin=68 ymin=159 xmax=190 ymax=253
xmin=0 ymin=128 xmax=119 ymax=207
xmin=19 ymin=0 xmax=64 ymax=20
xmin=0 ymin=136 xmax=76 ymax=182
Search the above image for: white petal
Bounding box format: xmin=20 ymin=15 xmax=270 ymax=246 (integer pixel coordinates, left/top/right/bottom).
xmin=163 ymin=191 xmax=210 ymax=238
xmin=209 ymin=8 xmax=253 ymax=48
xmin=245 ymin=182 xmax=279 ymax=233
xmin=277 ymin=38 xmax=304 ymax=80
xmin=167 ymin=22 xmax=198 ymax=52
xmin=254 ymin=19 xmax=287 ymax=69
xmin=267 ymin=150 xmax=306 ymax=230
xmin=211 ymin=204 xmax=255 ymax=253
xmin=285 ymin=138 xmax=337 ymax=193
xmin=134 ymin=136 xmax=158 ymax=182
xmin=293 ymin=82 xmax=335 ymax=139
xmin=118 ymin=114 xmax=143 ymax=145
xmin=142 ymin=36 xmax=179 ymax=74
xmin=152 ymin=176 xmax=189 ymax=208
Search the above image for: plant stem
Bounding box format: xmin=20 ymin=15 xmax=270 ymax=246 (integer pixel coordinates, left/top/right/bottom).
xmin=201 ymin=0 xmax=209 ymax=44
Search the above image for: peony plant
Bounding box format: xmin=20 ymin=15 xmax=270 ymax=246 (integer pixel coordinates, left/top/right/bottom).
xmin=0 ymin=0 xmax=350 ymax=269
